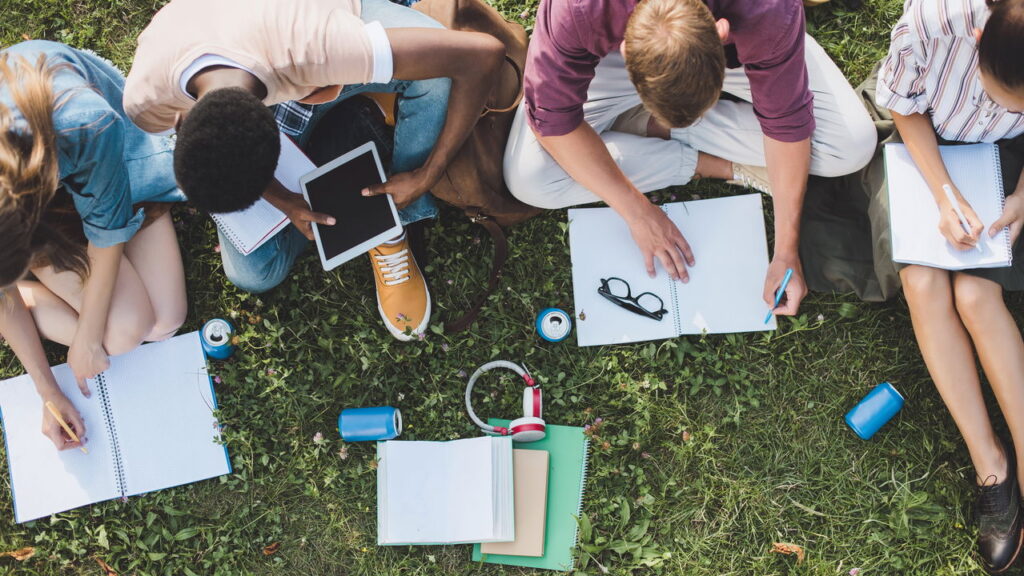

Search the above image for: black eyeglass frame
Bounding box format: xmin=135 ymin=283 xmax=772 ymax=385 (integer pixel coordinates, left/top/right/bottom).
xmin=597 ymin=277 xmax=668 ymax=321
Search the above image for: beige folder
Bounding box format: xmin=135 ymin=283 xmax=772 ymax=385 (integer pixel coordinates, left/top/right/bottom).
xmin=481 ymin=449 xmax=549 ymax=557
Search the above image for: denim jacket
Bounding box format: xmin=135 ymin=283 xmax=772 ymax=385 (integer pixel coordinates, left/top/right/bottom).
xmin=0 ymin=41 xmax=182 ymax=248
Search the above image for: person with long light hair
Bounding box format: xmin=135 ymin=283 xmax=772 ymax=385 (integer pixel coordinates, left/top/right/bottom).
xmin=0 ymin=41 xmax=186 ymax=451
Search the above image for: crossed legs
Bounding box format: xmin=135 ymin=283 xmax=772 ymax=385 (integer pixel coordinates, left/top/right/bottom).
xmin=16 ymin=212 xmax=186 ymax=355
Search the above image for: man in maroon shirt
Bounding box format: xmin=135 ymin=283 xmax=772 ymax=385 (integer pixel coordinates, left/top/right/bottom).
xmin=504 ymin=0 xmax=875 ymax=316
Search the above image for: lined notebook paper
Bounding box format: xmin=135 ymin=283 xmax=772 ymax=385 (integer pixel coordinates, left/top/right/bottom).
xmin=376 ymin=436 xmax=514 ymax=545
xmin=885 ymin=143 xmax=1012 ymax=270
xmin=569 ymin=194 xmax=775 ymax=346
xmin=211 ymin=133 xmax=316 ymax=255
xmin=0 ymin=332 xmax=231 ymax=523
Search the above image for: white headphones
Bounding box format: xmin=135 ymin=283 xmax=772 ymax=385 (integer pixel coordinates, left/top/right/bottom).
xmin=464 ymin=360 xmax=546 ymax=442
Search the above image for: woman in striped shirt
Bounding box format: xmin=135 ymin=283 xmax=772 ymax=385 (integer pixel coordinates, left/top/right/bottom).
xmin=878 ymin=0 xmax=1024 ymax=571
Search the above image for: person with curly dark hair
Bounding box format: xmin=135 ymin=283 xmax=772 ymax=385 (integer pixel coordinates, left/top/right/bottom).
xmin=125 ymin=0 xmax=503 ymax=341
xmin=172 ymin=88 xmax=280 ymax=215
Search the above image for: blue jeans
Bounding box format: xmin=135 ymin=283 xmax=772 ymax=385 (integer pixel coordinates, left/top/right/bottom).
xmin=220 ymin=0 xmax=450 ymax=293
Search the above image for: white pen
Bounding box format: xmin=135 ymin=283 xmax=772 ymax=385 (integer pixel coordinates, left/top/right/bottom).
xmin=941 ymin=184 xmax=983 ymax=252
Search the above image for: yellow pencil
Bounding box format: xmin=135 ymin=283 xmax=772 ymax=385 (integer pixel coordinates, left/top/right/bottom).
xmin=44 ymin=401 xmax=88 ymax=454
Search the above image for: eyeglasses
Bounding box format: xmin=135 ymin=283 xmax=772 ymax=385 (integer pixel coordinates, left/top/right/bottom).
xmin=597 ymin=277 xmax=667 ymax=321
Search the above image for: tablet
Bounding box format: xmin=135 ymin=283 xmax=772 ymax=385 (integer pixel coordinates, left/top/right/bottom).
xmin=299 ymin=142 xmax=402 ymax=271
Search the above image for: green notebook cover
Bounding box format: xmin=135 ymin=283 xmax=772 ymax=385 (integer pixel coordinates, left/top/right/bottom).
xmin=471 ymin=422 xmax=589 ymax=571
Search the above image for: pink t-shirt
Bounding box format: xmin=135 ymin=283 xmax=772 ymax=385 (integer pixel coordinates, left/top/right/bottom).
xmin=524 ymin=0 xmax=815 ymax=142
xmin=124 ymin=0 xmax=385 ymax=133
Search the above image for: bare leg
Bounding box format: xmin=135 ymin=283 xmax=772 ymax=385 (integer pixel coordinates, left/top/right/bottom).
xmin=901 ymin=265 xmax=1006 ymax=482
xmin=33 ymin=255 xmax=156 ymax=356
xmin=15 ymin=281 xmax=79 ymax=346
xmin=954 ymin=273 xmax=1024 ymax=486
xmin=123 ymin=212 xmax=187 ymax=341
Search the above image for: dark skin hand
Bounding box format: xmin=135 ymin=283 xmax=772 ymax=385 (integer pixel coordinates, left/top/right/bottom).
xmin=361 ymin=28 xmax=505 ymax=208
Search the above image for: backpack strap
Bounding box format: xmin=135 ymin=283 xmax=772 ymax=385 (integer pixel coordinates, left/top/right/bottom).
xmin=444 ymin=213 xmax=509 ymax=333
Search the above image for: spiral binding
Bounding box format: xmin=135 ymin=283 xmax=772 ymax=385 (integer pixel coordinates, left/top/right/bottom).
xmin=992 ymin=146 xmax=1013 ymax=265
xmin=210 ymin=214 xmax=247 ymax=254
xmin=571 ymin=437 xmax=592 ymax=568
xmin=663 ymin=206 xmax=684 ymax=336
xmin=96 ymin=374 xmax=128 ymax=498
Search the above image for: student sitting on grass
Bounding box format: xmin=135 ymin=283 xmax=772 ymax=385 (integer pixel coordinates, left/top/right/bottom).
xmin=878 ymin=0 xmax=1024 ymax=571
xmin=123 ymin=0 xmax=504 ymax=341
xmin=503 ymin=0 xmax=876 ymax=318
xmin=0 ymin=41 xmax=187 ymax=451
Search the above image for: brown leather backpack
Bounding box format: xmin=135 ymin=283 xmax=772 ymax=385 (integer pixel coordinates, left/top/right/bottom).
xmin=411 ymin=0 xmax=542 ymax=331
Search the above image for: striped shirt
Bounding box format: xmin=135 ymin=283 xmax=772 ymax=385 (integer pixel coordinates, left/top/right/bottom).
xmin=876 ymin=0 xmax=1024 ymax=143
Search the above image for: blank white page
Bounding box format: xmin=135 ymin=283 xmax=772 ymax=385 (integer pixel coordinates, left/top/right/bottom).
xmin=665 ymin=194 xmax=776 ymax=334
xmin=568 ymin=207 xmax=679 ymax=346
xmin=378 ymin=440 xmax=452 ymax=544
xmin=445 ymin=436 xmax=498 ymax=543
xmin=0 ymin=366 xmax=118 ymax=522
xmin=103 ymin=332 xmax=230 ymax=497
xmin=886 ymin=143 xmax=1011 ymax=270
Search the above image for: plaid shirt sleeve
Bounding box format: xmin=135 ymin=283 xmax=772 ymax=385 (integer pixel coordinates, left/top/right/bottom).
xmin=273 ymin=101 xmax=317 ymax=137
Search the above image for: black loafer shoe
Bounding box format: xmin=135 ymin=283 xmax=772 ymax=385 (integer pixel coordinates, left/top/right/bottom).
xmin=976 ymin=440 xmax=1023 ymax=574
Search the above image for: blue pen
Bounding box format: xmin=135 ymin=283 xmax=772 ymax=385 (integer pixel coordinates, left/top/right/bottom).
xmin=764 ymin=268 xmax=794 ymax=324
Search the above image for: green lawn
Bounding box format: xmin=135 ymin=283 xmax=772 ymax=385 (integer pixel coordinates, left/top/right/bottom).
xmin=0 ymin=0 xmax=1015 ymax=574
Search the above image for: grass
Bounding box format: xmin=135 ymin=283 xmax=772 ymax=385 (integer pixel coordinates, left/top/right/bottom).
xmin=0 ymin=0 xmax=1017 ymax=574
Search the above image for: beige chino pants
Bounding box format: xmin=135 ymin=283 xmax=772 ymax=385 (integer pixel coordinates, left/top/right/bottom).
xmin=504 ymin=35 xmax=877 ymax=209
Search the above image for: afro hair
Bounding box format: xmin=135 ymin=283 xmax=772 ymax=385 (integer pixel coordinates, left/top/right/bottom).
xmin=173 ymin=87 xmax=280 ymax=214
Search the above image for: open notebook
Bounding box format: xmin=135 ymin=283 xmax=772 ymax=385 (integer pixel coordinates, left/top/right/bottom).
xmin=211 ymin=133 xmax=316 ymax=255
xmin=885 ymin=143 xmax=1012 ymax=269
xmin=569 ymin=194 xmax=775 ymax=347
xmin=0 ymin=332 xmax=231 ymax=523
xmin=377 ymin=436 xmax=514 ymax=545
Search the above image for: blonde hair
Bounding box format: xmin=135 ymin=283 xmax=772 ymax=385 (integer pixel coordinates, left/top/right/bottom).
xmin=0 ymin=53 xmax=87 ymax=286
xmin=624 ymin=0 xmax=725 ymax=128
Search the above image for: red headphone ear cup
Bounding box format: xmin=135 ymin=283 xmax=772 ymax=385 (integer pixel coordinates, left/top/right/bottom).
xmin=522 ymin=386 xmax=542 ymax=419
xmin=509 ymin=416 xmax=546 ymax=442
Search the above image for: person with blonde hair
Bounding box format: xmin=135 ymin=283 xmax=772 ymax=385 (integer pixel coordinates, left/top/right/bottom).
xmin=505 ymin=0 xmax=876 ymax=316
xmin=0 ymin=41 xmax=186 ymax=451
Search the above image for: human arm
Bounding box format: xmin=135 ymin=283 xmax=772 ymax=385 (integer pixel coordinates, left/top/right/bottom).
xmin=761 ymin=137 xmax=811 ymax=315
xmin=536 ymin=123 xmax=694 ymax=281
xmin=67 ymin=243 xmax=122 ymax=390
xmin=262 ymin=179 xmax=336 ymax=241
xmin=891 ymin=110 xmax=984 ymax=250
xmin=0 ymin=289 xmax=87 ymax=450
xmin=360 ymin=29 xmax=505 ymax=208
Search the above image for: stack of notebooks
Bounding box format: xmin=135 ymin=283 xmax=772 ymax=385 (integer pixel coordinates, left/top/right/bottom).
xmin=376 ymin=424 xmax=589 ymax=571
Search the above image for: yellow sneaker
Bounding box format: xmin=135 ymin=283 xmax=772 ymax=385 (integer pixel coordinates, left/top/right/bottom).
xmin=369 ymin=236 xmax=431 ymax=341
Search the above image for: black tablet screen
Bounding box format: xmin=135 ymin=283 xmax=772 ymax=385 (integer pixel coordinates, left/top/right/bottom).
xmin=304 ymin=149 xmax=395 ymax=259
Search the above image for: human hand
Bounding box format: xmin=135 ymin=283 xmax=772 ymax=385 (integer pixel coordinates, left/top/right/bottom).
xmin=280 ymin=192 xmax=336 ymax=241
xmin=361 ymin=169 xmax=430 ymax=210
xmin=989 ymin=193 xmax=1024 ymax=245
xmin=763 ymin=256 xmax=807 ymax=317
xmin=625 ymin=201 xmax=695 ymax=281
xmin=41 ymin=392 xmax=87 ymax=451
xmin=937 ymin=186 xmax=984 ymax=250
xmin=68 ymin=335 xmax=106 ymax=395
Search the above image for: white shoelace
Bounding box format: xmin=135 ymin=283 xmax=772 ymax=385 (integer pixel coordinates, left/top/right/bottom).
xmin=374 ymin=249 xmax=411 ymax=286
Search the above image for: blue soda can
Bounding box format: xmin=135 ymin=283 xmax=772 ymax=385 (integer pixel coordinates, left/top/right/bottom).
xmin=536 ymin=308 xmax=572 ymax=342
xmin=201 ymin=318 xmax=235 ymax=360
xmin=338 ymin=406 xmax=402 ymax=441
xmin=845 ymin=382 xmax=905 ymax=440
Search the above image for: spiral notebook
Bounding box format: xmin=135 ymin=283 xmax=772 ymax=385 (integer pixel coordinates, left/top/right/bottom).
xmin=472 ymin=423 xmax=589 ymax=571
xmin=885 ymin=143 xmax=1012 ymax=270
xmin=211 ymin=133 xmax=316 ymax=255
xmin=0 ymin=332 xmax=231 ymax=523
xmin=569 ymin=194 xmax=775 ymax=347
